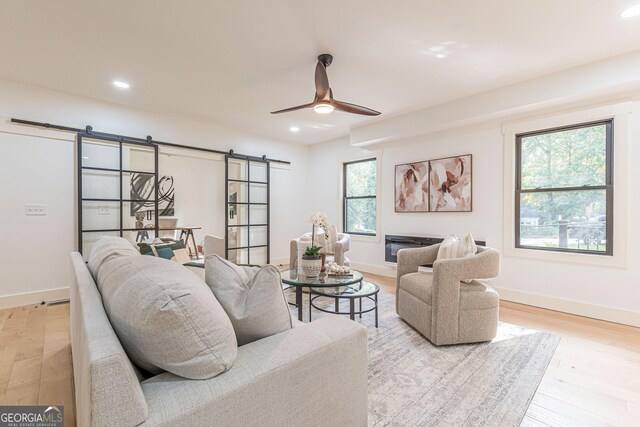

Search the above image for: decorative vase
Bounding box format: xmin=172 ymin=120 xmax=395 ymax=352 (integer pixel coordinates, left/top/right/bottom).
xmin=135 ymin=220 xmax=144 ymax=229
xmin=301 ymin=255 xmax=322 ymax=278
xmin=320 ymin=253 xmax=327 ymax=272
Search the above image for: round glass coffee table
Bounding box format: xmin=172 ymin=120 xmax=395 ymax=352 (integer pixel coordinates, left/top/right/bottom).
xmin=280 ymin=269 xmax=363 ymax=321
xmin=310 ymin=280 xmax=379 ymax=327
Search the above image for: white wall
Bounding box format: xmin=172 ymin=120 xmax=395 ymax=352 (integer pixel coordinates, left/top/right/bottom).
xmin=0 ymin=79 xmax=310 ymax=307
xmin=309 ymin=106 xmax=640 ymax=326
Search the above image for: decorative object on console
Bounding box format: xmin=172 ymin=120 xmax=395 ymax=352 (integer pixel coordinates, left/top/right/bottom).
xmin=395 ymin=161 xmax=430 ymax=212
xmin=134 ymin=211 xmax=145 ymax=229
xmin=429 ymin=154 xmax=472 ymax=212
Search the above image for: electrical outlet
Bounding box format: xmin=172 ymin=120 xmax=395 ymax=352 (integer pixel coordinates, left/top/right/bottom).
xmin=98 ymin=205 xmax=110 ymax=215
xmin=25 ymin=204 xmax=46 ymax=216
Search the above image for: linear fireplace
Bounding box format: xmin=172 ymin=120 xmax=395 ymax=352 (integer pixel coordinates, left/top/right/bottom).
xmin=384 ymin=234 xmax=486 ymax=263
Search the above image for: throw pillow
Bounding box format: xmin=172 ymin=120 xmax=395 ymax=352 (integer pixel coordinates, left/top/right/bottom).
xmin=97 ymin=254 xmax=237 ymax=379
xmin=437 ymin=233 xmax=478 ymax=283
xmin=138 ymin=240 xmax=191 ymax=265
xmin=87 ymin=236 xmax=140 ymax=279
xmin=204 ymin=254 xmax=293 ymax=346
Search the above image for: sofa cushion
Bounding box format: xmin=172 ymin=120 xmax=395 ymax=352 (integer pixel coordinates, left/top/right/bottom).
xmin=204 ymin=255 xmax=293 ymax=346
xmin=398 ymin=272 xmax=433 ymax=305
xmin=97 ymin=254 xmax=237 ymax=379
xmin=460 ymin=281 xmax=499 ymax=310
xmin=87 ymin=236 xmax=140 ymax=278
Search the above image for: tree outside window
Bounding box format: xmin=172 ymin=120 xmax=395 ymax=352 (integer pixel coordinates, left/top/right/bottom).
xmin=343 ymin=158 xmax=377 ymax=236
xmin=516 ymin=121 xmax=613 ymax=255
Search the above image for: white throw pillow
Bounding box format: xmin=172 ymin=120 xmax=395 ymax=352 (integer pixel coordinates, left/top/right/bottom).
xmin=204 ymin=254 xmax=293 ymax=346
xmin=437 ymin=233 xmax=478 ymax=282
xmin=97 ymin=252 xmax=238 ymax=379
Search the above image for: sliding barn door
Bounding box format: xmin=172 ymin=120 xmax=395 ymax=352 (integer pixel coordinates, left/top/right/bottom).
xmin=225 ymin=155 xmax=270 ymax=265
xmin=78 ymin=133 xmax=158 ymax=258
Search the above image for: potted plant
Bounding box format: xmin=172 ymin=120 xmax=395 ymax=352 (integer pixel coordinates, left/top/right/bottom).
xmin=134 ymin=211 xmax=145 ymax=229
xmin=301 ymin=245 xmax=323 ymax=278
xmin=300 ymin=212 xmax=330 ymax=277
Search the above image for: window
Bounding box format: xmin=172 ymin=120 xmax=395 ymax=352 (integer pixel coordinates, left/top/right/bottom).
xmin=343 ymin=158 xmax=377 ymax=236
xmin=516 ymin=120 xmax=612 ymax=255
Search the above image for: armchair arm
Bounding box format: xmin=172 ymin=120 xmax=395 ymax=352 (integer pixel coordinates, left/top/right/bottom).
xmin=396 ymin=245 xmax=440 ymax=314
xmin=289 ymin=238 xmax=301 ymax=270
xmin=430 ymin=247 xmax=500 ymax=345
xmin=396 ymin=244 xmax=440 ymax=281
xmin=434 ymin=247 xmax=500 ymax=282
xmin=333 ymin=233 xmax=350 ymax=265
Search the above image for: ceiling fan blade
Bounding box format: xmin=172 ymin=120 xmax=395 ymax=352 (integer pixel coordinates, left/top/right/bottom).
xmin=315 ymin=62 xmax=330 ymax=99
xmin=330 ymin=99 xmax=381 ymax=116
xmin=270 ymin=102 xmax=315 ymax=114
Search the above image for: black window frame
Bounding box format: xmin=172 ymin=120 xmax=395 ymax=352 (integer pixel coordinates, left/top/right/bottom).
xmin=343 ymin=158 xmax=377 ymax=236
xmin=515 ymin=119 xmax=613 ymax=256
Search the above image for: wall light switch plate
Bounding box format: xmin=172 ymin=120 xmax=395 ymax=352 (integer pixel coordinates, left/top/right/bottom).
xmin=98 ymin=205 xmax=110 ymax=215
xmin=25 ymin=204 xmax=46 ymax=216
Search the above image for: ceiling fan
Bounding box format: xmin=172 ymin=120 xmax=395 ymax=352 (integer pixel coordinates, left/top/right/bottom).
xmin=271 ymin=54 xmax=381 ymax=116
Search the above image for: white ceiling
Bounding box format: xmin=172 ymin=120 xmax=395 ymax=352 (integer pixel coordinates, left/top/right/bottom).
xmin=1 ymin=1 xmax=640 ymax=144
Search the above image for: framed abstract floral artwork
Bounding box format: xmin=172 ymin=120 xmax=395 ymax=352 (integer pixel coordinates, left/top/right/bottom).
xmin=428 ymin=154 xmax=472 ymax=212
xmin=395 ymin=161 xmax=430 ymax=212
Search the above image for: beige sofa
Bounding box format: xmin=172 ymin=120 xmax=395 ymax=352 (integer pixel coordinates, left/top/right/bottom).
xmin=395 ymin=244 xmax=501 ymax=346
xmin=70 ymin=251 xmax=368 ymax=426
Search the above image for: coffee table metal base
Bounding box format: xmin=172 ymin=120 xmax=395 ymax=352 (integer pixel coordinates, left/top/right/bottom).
xmin=309 ymin=282 xmax=379 ymax=327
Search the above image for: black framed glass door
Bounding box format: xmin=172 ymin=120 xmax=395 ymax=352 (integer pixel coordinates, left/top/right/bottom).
xmin=78 ymin=133 xmax=158 ymax=259
xmin=225 ymin=155 xmax=270 ymax=265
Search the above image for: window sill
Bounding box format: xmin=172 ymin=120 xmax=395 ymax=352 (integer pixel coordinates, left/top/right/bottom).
xmin=349 ymin=234 xmax=381 ymax=244
xmin=504 ymin=245 xmax=626 ymax=268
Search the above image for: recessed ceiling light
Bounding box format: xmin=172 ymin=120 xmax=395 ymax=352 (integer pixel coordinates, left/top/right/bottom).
xmin=113 ymin=81 xmax=130 ymax=89
xmin=621 ymin=4 xmax=640 ymax=18
xmin=289 ymin=126 xmax=300 ymax=133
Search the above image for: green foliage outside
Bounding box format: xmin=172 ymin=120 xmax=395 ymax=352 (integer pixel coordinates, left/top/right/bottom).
xmin=519 ymin=124 xmax=609 ymax=252
xmin=345 ymin=160 xmax=377 ymax=234
xmin=520 ymin=124 xmax=607 ymax=223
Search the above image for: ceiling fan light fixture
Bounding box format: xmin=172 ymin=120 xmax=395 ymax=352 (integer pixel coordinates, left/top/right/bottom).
xmin=313 ymin=102 xmax=334 ymax=114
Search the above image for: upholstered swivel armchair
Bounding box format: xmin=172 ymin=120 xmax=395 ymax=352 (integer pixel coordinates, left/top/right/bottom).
xmin=289 ymin=232 xmax=351 ymax=271
xmin=396 ymin=244 xmax=501 ymax=346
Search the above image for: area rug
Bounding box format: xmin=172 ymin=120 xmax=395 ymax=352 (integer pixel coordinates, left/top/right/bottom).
xmin=285 ymin=287 xmax=560 ymax=427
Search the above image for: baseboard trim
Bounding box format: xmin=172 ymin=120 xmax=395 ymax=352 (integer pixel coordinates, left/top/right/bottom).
xmin=350 ymin=262 xmax=640 ymax=327
xmin=0 ymin=287 xmax=70 ymax=310
xmin=495 ymin=286 xmax=640 ymax=328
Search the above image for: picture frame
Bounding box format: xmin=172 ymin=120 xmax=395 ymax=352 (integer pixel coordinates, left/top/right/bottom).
xmin=394 ymin=161 xmax=430 ymax=212
xmin=428 ymin=154 xmax=472 ymax=212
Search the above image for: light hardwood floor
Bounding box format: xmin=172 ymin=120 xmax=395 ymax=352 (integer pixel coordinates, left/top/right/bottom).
xmin=0 ymin=273 xmax=638 ymax=427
